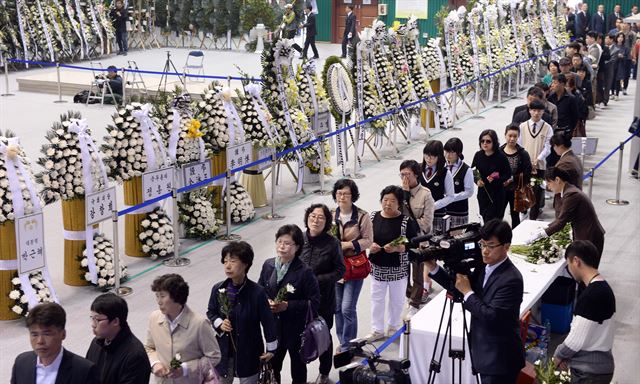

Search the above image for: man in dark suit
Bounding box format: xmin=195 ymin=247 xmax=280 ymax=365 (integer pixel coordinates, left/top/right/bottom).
xmin=576 ymin=3 xmax=590 ymax=39
xmin=526 ymin=167 xmax=606 ymax=265
xmin=11 ymin=302 xmax=99 ymax=384
xmin=426 ymin=219 xmax=525 ymax=383
xmin=565 ymin=7 xmax=576 ymax=36
xmin=511 ymin=86 xmax=555 ymax=127
xmin=341 ymin=5 xmax=356 ymax=58
xmin=607 ymin=4 xmax=622 ymax=32
xmin=300 ymin=5 xmax=318 ymax=60
xmin=590 ymin=4 xmax=607 ymax=35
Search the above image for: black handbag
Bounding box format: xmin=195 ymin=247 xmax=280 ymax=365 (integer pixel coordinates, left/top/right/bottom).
xmin=299 ymin=301 xmax=331 ymax=363
xmin=257 ymin=361 xmax=277 ymax=384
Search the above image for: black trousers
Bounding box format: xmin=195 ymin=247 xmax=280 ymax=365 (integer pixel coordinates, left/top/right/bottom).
xmin=503 ymin=189 xmax=522 ymax=228
xmin=302 ymin=35 xmax=318 ymax=58
xmin=286 ymin=29 xmax=302 ymax=53
xmin=480 ymin=371 xmax=520 ymax=384
xmin=623 ymin=59 xmax=632 ymax=90
xmin=341 ymin=36 xmax=350 ymax=57
xmin=271 ymin=337 xmax=307 ymax=384
xmin=596 ymin=67 xmax=607 ymax=104
xmin=318 ymin=307 xmax=334 ymax=376
xmin=115 ymin=28 xmax=128 ymax=53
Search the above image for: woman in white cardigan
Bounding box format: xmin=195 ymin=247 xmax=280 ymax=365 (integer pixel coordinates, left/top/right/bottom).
xmin=145 ymin=273 xmax=221 ymax=383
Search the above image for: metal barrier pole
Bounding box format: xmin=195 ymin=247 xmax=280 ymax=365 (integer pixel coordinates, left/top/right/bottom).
xmin=111 ymin=210 xmax=132 ymax=296
xmin=263 ymin=153 xmax=285 ymax=220
xmin=352 ymin=122 xmax=365 ymax=178
xmin=606 ymin=142 xmax=630 ymax=205
xmin=217 ymin=171 xmax=242 ymax=240
xmin=495 ymin=75 xmax=505 ymax=109
xmin=164 ymin=186 xmax=190 ymax=266
xmin=121 ymin=66 xmax=126 ymax=106
xmin=314 ymin=138 xmax=330 ymax=195
xmin=588 ymin=168 xmax=594 ymax=199
xmin=1 ymin=54 xmax=14 ymax=97
xmin=54 ymin=62 xmax=67 ymax=103
xmin=402 ymin=320 xmax=411 ymax=360
xmin=471 ymin=80 xmax=484 ymax=120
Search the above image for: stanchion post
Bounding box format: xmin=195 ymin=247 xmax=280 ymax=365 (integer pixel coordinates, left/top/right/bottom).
xmin=262 ymin=152 xmax=285 ymax=220
xmin=314 ymin=137 xmax=330 ymax=195
xmin=164 ymin=185 xmax=190 ymax=266
xmin=471 ymin=79 xmax=484 ymax=120
xmin=121 ymin=66 xmax=126 ymax=106
xmin=53 ymin=62 xmax=67 ymax=104
xmin=588 ymin=168 xmax=594 ymax=199
xmin=111 ymin=210 xmax=132 ymax=296
xmin=351 ymin=122 xmax=365 ymax=178
xmin=217 ymin=170 xmax=242 ymax=240
xmin=402 ymin=320 xmax=411 ymax=360
xmin=495 ymin=73 xmax=505 ymax=109
xmin=1 ymin=53 xmax=14 ymax=97
xmin=606 ymin=142 xmax=630 ymax=205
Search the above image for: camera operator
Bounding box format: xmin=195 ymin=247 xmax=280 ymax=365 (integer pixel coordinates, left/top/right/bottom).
xmin=105 ymin=66 xmax=123 ymax=97
xmin=424 ymin=219 xmax=525 ymax=383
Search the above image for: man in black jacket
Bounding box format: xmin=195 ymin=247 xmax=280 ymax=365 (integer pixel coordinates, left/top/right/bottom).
xmin=300 ymin=5 xmax=319 ymax=60
xmin=511 ymin=86 xmax=554 ymax=127
xmin=565 ymin=7 xmax=576 ymax=36
xmin=12 ymin=303 xmax=100 ymax=384
xmin=426 ymin=219 xmax=524 ymax=383
xmin=110 ymin=0 xmax=128 ymax=55
xmin=548 ymin=74 xmax=578 ymax=136
xmin=596 ymin=33 xmax=611 ymax=105
xmin=341 ymin=5 xmax=356 ymax=58
xmin=607 ymin=4 xmax=623 ymax=33
xmin=576 ymin=3 xmax=590 ymax=40
xmin=85 ymin=293 xmax=150 ymax=384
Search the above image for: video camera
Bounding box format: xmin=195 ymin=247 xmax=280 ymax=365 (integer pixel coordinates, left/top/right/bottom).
xmin=334 ymin=339 xmax=411 ymax=384
xmin=409 ymin=222 xmax=484 ymax=276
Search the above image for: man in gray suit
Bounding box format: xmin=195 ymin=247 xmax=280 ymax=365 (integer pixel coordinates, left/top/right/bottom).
xmin=11 ymin=303 xmax=99 ymax=384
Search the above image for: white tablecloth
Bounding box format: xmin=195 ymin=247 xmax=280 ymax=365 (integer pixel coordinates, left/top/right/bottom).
xmin=401 ymin=220 xmax=567 ymax=383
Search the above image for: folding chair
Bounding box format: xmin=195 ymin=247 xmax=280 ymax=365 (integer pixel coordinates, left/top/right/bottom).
xmin=183 ymin=50 xmax=205 ymax=82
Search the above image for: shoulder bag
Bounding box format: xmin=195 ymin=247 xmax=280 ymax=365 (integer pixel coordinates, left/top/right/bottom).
xmin=257 ymin=361 xmax=277 ymax=384
xmin=339 ymin=212 xmax=371 ymax=281
xmin=299 ymin=301 xmax=331 ymax=363
xmin=514 ymin=173 xmax=536 ymax=212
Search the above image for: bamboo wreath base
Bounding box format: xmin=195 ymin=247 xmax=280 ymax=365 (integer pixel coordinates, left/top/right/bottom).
xmin=124 ymin=176 xmax=146 ymax=257
xmin=62 ymin=198 xmax=90 ymax=286
xmin=0 ymin=221 xmax=19 ymax=320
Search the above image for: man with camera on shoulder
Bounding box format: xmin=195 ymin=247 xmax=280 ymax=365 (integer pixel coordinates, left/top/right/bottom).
xmin=424 ymin=219 xmax=525 ymax=383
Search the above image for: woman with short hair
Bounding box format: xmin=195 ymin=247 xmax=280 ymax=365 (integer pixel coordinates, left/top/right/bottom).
xmin=331 ymin=179 xmax=373 ymax=352
xmin=258 ymin=225 xmax=320 ymax=384
xmin=207 ymin=241 xmax=278 ymax=384
xmin=499 ymin=125 xmax=533 ymax=228
xmin=420 ymin=140 xmax=455 ymax=234
xmin=365 ymin=185 xmax=419 ymax=342
xmin=145 ymin=274 xmax=221 ymax=384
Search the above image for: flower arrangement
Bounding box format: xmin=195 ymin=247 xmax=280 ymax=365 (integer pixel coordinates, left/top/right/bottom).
xmin=296 ymin=62 xmax=330 ymax=118
xmin=178 ymin=190 xmax=220 ymax=239
xmin=79 ymin=232 xmax=128 ymax=288
xmin=274 ymin=108 xmax=317 ymax=163
xmin=238 ymin=84 xmax=283 ymax=149
xmin=0 ymin=131 xmax=41 ymax=224
xmin=139 ymin=207 xmax=175 ymax=260
xmin=422 ymin=38 xmax=444 ymax=82
xmin=36 ymin=112 xmax=109 ymax=204
xmin=534 ymin=359 xmax=571 ymax=383
xmin=373 ymin=46 xmax=401 ymax=110
xmin=9 ymin=271 xmax=54 ymax=317
xmin=102 ymin=102 xmax=168 ymax=183
xmin=223 ymin=182 xmax=256 ymax=224
xmin=403 ymin=17 xmax=432 ymax=102
xmin=158 ymin=93 xmax=207 ymax=167
xmin=274 ymin=283 xmax=295 ymax=302
xmin=388 ymin=31 xmax=415 ymax=106
xmin=305 ymin=141 xmax=332 ymax=176
xmin=322 ymin=56 xmax=354 ymax=120
xmin=510 ymin=224 xmax=572 ymax=264
xmin=360 ymin=66 xmax=388 ymax=132
xmin=196 ymin=85 xmax=230 ymax=155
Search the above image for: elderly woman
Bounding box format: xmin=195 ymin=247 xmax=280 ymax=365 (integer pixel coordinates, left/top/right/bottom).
xmin=365 ymin=185 xmax=419 ymax=342
xmin=471 ymin=129 xmax=512 ymax=223
xmin=207 ymin=241 xmax=278 ymax=384
xmin=331 ymin=179 xmax=373 ymax=352
xmin=300 ymin=203 xmax=345 ymax=384
xmin=145 ymin=274 xmax=221 ymax=384
xmin=258 ymin=224 xmax=320 ymax=384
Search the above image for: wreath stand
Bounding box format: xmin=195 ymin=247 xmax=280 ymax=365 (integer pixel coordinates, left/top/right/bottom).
xmin=0 ymin=221 xmax=19 ymax=320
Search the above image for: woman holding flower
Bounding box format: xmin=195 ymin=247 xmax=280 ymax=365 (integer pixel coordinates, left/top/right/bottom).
xmin=499 ymin=124 xmax=533 ymax=228
xmin=145 ymin=273 xmax=221 ymax=384
xmin=365 ymin=185 xmax=419 ymax=342
xmin=471 ymin=129 xmax=512 ymax=223
xmin=258 ymin=224 xmax=320 ymax=384
xmin=300 ymin=203 xmax=346 ymax=384
xmin=330 ymin=179 xmax=373 ymax=352
xmin=207 ymin=241 xmax=278 ymax=384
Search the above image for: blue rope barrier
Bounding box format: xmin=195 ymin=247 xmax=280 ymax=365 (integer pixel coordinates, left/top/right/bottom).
xmin=582 ymin=128 xmax=640 ymax=180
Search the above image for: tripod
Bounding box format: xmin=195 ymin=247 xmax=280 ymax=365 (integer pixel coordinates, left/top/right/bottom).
xmin=427 ymin=289 xmax=479 ymax=384
xmin=158 ymin=50 xmax=184 ymax=94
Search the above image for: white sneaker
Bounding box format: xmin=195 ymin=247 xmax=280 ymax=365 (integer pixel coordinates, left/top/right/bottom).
xmin=364 ymin=331 xmax=385 ymax=342
xmin=386 ymin=327 xmax=399 ymax=337
xmin=405 ymin=306 xmax=420 ymax=321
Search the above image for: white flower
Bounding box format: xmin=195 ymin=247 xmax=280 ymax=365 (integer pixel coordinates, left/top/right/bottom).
xmin=9 ymin=290 xmax=20 ymax=300
xmin=175 ymin=353 xmax=182 ymax=361
xmin=12 ymin=305 xmax=23 ymax=315
xmin=286 ymin=284 xmax=295 ymax=294
xmin=218 ymin=288 xmax=226 ymax=294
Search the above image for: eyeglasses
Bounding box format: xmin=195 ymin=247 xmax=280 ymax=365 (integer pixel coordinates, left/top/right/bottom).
xmin=480 ymin=139 xmax=493 ymax=144
xmin=89 ymin=316 xmax=109 ymax=324
xmin=399 ymin=172 xmax=413 ymax=178
xmin=308 ymin=214 xmax=326 ymax=222
xmin=276 ymin=239 xmax=295 ymax=248
xmin=336 ymin=191 xmax=352 ymax=197
xmin=479 ymin=241 xmax=503 ymax=250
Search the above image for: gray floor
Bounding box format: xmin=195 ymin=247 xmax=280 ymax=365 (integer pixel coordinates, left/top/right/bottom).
xmin=0 ymin=44 xmax=638 ymax=383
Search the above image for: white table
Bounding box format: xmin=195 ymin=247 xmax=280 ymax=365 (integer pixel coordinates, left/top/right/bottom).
xmin=401 ymin=220 xmax=567 ymax=383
